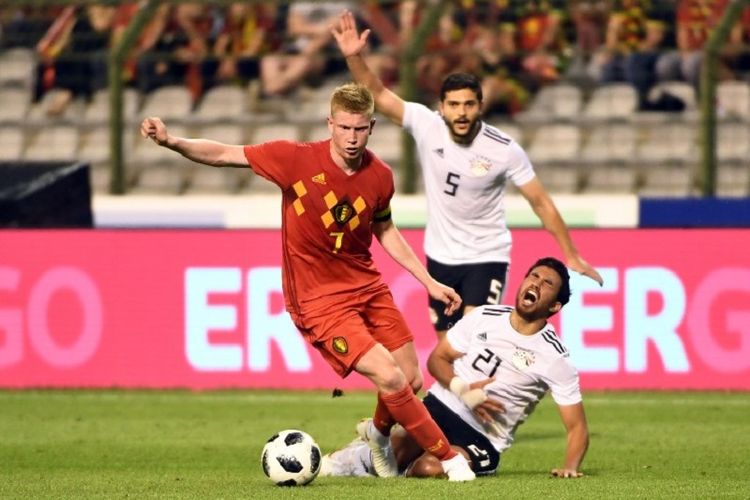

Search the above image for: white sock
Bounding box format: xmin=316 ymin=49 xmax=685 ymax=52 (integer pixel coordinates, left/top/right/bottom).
xmin=330 ymin=441 xmax=374 ymax=477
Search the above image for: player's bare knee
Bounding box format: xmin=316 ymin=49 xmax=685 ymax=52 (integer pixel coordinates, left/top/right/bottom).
xmin=376 ymin=367 xmax=408 ymax=394
xmin=405 ymin=454 xmax=444 ymax=478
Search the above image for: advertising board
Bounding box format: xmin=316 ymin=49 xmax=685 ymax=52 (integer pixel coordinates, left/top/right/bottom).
xmin=1 ymin=229 xmax=747 ymax=390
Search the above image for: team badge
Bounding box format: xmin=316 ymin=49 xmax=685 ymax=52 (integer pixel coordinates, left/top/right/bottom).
xmin=512 ymin=347 xmax=535 ymax=370
xmin=469 ymin=155 xmax=492 ymax=177
xmin=332 ymin=201 xmax=355 ymax=225
xmin=332 ymin=337 xmax=348 ymax=354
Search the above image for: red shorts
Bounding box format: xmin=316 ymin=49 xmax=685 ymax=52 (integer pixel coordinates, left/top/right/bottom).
xmin=295 ymin=288 xmax=413 ymax=378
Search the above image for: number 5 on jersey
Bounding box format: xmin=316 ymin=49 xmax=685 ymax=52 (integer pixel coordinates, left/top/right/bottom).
xmin=444 ymin=172 xmax=460 ymax=196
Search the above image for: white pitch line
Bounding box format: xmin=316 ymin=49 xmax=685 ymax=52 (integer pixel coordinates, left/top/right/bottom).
xmin=583 ymin=396 xmax=750 ymax=406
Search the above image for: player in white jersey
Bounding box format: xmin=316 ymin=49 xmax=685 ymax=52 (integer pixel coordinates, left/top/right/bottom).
xmin=332 ymin=11 xmax=603 ymax=338
xmin=320 ymin=257 xmax=589 ymax=479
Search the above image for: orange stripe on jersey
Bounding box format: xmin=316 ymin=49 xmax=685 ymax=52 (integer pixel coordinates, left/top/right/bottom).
xmin=353 ymin=196 xmax=366 ymax=212
xmin=348 ymin=196 xmax=367 ymax=231
xmin=292 ymin=180 xmax=307 ymax=216
xmin=321 ymin=190 xmax=339 ymax=228
xmin=321 ymin=211 xmax=335 ymax=228
xmin=324 ymin=190 xmax=338 ymax=208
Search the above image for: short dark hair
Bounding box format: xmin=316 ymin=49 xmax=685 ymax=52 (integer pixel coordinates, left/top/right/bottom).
xmin=440 ymin=73 xmax=483 ymax=102
xmin=525 ymin=257 xmax=571 ymax=306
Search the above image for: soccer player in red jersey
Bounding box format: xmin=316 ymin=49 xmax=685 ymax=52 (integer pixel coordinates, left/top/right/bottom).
xmin=140 ymin=83 xmax=476 ymax=481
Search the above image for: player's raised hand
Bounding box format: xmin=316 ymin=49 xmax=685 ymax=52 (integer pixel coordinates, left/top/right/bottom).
xmin=427 ymin=280 xmax=462 ymax=316
xmin=550 ymin=468 xmax=584 ymax=479
xmin=567 ymin=255 xmax=603 ymax=286
xmin=331 ymin=10 xmax=370 ymax=57
xmin=140 ymin=117 xmax=168 ymax=146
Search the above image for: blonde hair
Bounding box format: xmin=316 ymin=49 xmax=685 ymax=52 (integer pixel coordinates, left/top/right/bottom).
xmin=330 ymin=83 xmax=375 ymax=117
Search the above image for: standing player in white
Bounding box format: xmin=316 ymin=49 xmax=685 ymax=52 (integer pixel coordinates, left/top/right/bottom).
xmin=332 ymin=12 xmax=603 ymax=338
xmin=320 ymin=257 xmax=588 ymax=479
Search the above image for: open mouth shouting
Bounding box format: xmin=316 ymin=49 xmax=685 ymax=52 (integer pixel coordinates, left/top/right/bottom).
xmin=453 ymin=119 xmax=471 ymax=132
xmin=521 ymin=288 xmax=539 ymax=307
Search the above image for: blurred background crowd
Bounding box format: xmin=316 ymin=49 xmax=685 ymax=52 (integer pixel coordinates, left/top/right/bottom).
xmin=1 ymin=1 xmax=749 ymax=197
xmin=3 ymin=0 xmax=750 ymax=116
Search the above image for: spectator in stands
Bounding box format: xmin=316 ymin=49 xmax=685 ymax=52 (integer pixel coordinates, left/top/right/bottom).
xmin=412 ymin=3 xmax=467 ymax=102
xmin=460 ymin=16 xmax=531 ymax=116
xmin=1 ymin=6 xmax=57 ymax=49
xmin=403 ymin=1 xmax=526 ymax=111
xmin=111 ymin=2 xmax=171 ymax=88
xmin=513 ymin=0 xmax=570 ymax=87
xmin=260 ymin=2 xmax=350 ymax=97
xmin=656 ymin=0 xmax=731 ymax=90
xmin=135 ymin=2 xmax=218 ymax=101
xmin=469 ymin=0 xmax=570 ymax=116
xmin=566 ymin=0 xmax=611 ymax=82
xmin=201 ymin=2 xmax=281 ymax=91
xmin=356 ymin=0 xmax=417 ymax=88
xmin=722 ymin=6 xmax=750 ymax=80
xmin=594 ymin=0 xmax=672 ymax=110
xmin=35 ymin=3 xmax=115 ymax=115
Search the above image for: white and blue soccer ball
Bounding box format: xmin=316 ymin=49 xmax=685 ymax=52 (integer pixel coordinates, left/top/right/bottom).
xmin=261 ymin=429 xmax=322 ymax=486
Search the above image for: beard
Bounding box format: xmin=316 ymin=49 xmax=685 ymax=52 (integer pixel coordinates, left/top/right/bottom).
xmin=444 ymin=116 xmax=480 ymax=144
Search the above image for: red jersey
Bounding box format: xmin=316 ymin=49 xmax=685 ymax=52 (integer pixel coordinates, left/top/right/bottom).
xmin=677 ymin=0 xmax=729 ymax=50
xmin=243 ymin=140 xmax=395 ymax=324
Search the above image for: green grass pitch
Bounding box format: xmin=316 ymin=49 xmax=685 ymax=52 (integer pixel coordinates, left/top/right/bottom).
xmin=1 ymin=390 xmax=748 ymax=499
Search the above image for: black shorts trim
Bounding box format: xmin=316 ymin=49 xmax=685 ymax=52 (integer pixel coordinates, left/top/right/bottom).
xmin=426 ymin=257 xmax=509 ymax=331
xmin=423 ymin=393 xmax=500 ymax=475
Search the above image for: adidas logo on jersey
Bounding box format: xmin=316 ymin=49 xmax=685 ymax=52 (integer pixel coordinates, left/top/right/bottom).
xmin=477 ymin=332 xmax=487 ymax=342
xmin=312 ymin=173 xmax=326 ymax=185
xmin=433 ymin=148 xmax=444 ymax=158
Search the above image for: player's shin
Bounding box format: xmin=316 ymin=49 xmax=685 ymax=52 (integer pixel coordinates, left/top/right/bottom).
xmin=379 ymin=385 xmax=455 ymax=461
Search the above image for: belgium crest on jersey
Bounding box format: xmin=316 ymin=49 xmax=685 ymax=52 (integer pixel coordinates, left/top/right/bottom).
xmin=332 ymin=336 xmax=348 ymax=354
xmin=332 ymin=200 xmax=355 ymax=225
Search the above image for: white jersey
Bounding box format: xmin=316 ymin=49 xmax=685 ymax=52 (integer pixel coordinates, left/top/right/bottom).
xmin=427 ymin=305 xmax=582 ymax=453
xmin=403 ymin=102 xmax=536 ymax=265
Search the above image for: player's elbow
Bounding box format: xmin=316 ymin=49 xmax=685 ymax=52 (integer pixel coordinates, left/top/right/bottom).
xmin=214 ymin=147 xmax=246 ymax=168
xmin=425 ymin=352 xmax=440 ymax=380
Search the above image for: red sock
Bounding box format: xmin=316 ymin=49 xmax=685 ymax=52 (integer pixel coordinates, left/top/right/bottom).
xmin=379 ymin=386 xmax=457 ymax=460
xmin=373 ymin=394 xmax=396 ymax=436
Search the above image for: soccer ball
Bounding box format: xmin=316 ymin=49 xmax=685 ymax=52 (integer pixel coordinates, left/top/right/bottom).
xmin=261 ymin=429 xmax=322 ymax=486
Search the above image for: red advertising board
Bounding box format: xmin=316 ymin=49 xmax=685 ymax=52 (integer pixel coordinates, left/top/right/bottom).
xmin=1 ymin=229 xmax=748 ymax=390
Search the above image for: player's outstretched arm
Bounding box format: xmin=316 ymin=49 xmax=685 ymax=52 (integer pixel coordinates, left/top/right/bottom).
xmin=140 ymin=116 xmax=249 ymax=168
xmin=373 ymin=219 xmax=461 ymax=316
xmin=517 ymin=178 xmax=604 ymax=286
xmin=551 ymin=402 xmax=589 ymax=479
xmin=331 ymin=10 xmax=406 ymax=126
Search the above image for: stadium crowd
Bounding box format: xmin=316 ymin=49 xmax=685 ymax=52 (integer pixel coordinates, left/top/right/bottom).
xmin=1 ymin=1 xmax=749 ymax=197
xmin=2 ymin=0 xmax=750 ymax=116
